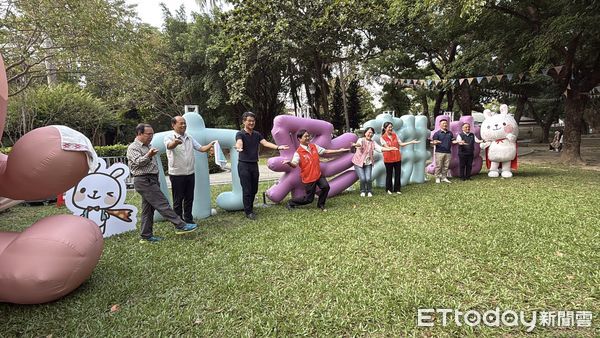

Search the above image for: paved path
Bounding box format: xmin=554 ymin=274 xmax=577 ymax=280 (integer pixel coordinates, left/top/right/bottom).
xmin=209 ymin=165 xmax=282 ymax=185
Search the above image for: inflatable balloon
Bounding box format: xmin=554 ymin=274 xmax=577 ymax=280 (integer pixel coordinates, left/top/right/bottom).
xmin=0 ymin=53 xmax=103 ymax=304
xmin=151 ymin=108 xmax=244 ymax=221
xmin=362 ymin=113 xmax=430 ymax=188
xmin=426 ymin=115 xmax=483 ymax=178
xmin=265 ymin=116 xmax=357 ymax=203
xmin=480 ymin=104 xmax=518 ymax=178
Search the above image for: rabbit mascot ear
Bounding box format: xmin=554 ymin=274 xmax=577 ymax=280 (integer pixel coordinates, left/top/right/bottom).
xmin=0 ymin=53 xmax=103 ymax=304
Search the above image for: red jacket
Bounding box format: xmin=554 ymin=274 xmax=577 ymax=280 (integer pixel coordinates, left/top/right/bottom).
xmin=297 ymin=144 xmax=322 ymax=183
xmin=381 ymin=133 xmax=401 ymax=163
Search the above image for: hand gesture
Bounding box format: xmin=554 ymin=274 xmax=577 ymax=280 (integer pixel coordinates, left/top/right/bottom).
xmin=148 ymin=148 xmax=159 ymax=157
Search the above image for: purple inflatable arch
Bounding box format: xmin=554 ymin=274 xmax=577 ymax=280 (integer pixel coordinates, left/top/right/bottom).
xmin=266 ymin=116 xmax=357 ymax=203
xmin=426 ymin=115 xmax=483 ymax=177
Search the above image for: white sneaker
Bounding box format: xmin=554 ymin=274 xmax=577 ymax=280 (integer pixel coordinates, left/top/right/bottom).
xmin=442 ymin=178 xmax=452 ymax=183
xmin=387 ymin=190 xmax=393 ymax=195
xmin=396 ymin=191 xmax=402 ymax=194
xmin=360 ymin=192 xmax=365 ymax=197
xmin=367 ymin=192 xmax=373 ymax=197
xmin=435 ymin=178 xmax=441 ymax=184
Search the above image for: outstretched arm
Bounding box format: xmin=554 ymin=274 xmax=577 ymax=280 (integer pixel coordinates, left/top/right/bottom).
xmin=260 ymin=139 xmax=289 ymax=151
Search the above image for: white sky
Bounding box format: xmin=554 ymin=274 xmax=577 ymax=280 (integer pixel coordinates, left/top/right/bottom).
xmin=125 ymin=0 xmax=200 ymax=28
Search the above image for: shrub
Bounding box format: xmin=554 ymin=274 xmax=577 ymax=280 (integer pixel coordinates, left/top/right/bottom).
xmin=93 ymin=144 xmax=224 ymax=174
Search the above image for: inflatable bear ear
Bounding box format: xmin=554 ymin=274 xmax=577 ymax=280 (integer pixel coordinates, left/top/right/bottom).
xmin=483 ymin=109 xmax=494 ymax=119
xmin=500 ymin=104 xmax=509 ymax=115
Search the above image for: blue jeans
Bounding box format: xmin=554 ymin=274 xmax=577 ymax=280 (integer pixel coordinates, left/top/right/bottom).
xmin=354 ymin=164 xmax=373 ymax=193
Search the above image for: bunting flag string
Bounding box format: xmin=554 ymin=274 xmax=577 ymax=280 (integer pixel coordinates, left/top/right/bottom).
xmin=394 ymin=64 xmax=599 ymax=99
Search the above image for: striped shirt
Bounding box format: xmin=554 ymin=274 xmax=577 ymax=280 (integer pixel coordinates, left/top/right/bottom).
xmin=127 ymin=139 xmax=159 ymax=176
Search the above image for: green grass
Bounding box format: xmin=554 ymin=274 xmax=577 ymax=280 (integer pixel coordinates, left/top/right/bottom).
xmin=1 ymin=164 xmax=598 ymax=337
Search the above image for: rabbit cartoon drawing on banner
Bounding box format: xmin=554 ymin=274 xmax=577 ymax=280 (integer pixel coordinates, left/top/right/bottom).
xmin=66 ymin=158 xmax=137 ymax=237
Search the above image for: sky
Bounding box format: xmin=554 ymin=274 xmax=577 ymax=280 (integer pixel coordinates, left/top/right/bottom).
xmin=124 ymin=0 xmax=200 ymax=28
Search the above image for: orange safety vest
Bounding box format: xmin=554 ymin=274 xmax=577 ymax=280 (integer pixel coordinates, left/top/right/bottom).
xmin=297 ymin=144 xmax=322 ymax=183
xmin=381 ymin=133 xmax=401 ymax=163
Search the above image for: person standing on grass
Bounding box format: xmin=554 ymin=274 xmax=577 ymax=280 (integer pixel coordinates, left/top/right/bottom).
xmin=164 ymin=116 xmax=216 ymax=224
xmin=380 ymin=122 xmax=420 ymax=194
xmin=431 ymin=119 xmax=457 ymax=184
xmin=456 ymin=123 xmax=484 ymax=181
xmin=282 ymin=129 xmax=350 ymax=211
xmin=235 ymin=112 xmax=289 ymax=220
xmin=351 ymin=127 xmax=398 ymax=197
xmin=127 ymin=123 xmax=198 ymax=243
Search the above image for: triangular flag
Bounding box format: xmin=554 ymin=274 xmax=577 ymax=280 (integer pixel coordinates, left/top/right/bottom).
xmin=459 ymin=78 xmax=465 ymax=85
xmin=507 ymin=74 xmax=514 ymax=81
xmin=541 ymin=68 xmax=549 ymax=76
xmin=496 ymin=74 xmax=504 ymax=81
xmin=476 ymin=76 xmax=484 ymax=84
xmin=567 ymin=83 xmax=571 ymax=89
xmin=518 ymin=73 xmax=524 ymax=80
xmin=467 ymin=77 xmax=475 ymax=84
xmin=553 ymin=65 xmax=564 ymax=74
xmin=426 ymin=80 xmax=432 ymax=86
xmin=486 ymin=76 xmax=494 ymax=82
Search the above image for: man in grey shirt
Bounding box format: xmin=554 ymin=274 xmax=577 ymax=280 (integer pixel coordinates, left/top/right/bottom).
xmin=127 ymin=123 xmax=197 ymax=243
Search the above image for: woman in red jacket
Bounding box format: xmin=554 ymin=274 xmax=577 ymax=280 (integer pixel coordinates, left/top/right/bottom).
xmin=351 ymin=127 xmax=397 ymax=197
xmin=380 ymin=122 xmax=420 ymax=194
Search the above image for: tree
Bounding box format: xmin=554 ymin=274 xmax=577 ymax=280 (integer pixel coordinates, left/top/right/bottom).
xmin=330 ymin=77 xmax=345 ymax=133
xmin=456 ymin=0 xmax=600 ymax=164
xmin=347 ymin=79 xmax=362 ymax=130
xmin=0 ymin=0 xmax=139 ymax=96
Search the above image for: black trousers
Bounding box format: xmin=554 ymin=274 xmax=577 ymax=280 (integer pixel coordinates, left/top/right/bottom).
xmin=238 ymin=161 xmax=259 ymax=215
xmin=169 ymin=174 xmax=195 ymax=223
xmin=288 ymin=176 xmax=330 ymax=209
xmin=133 ymin=175 xmax=186 ymax=239
xmin=384 ymin=161 xmax=401 ymax=192
xmin=458 ymin=154 xmax=474 ymax=179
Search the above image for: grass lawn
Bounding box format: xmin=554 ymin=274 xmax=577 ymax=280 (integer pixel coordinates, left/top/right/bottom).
xmin=0 ymin=164 xmax=598 ymax=336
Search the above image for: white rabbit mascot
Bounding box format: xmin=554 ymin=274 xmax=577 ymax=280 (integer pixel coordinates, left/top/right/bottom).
xmin=480 ymin=104 xmax=519 ymax=178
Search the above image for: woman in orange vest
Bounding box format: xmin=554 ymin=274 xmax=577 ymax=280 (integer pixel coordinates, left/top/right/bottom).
xmin=351 ymin=127 xmax=398 ymax=197
xmin=282 ymin=129 xmax=349 ymax=211
xmin=380 ymin=122 xmax=420 ymax=194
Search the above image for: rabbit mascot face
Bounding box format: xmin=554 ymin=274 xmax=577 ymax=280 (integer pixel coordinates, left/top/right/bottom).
xmin=480 ymin=104 xmax=519 ymax=178
xmin=0 ymin=53 xmax=103 ymax=304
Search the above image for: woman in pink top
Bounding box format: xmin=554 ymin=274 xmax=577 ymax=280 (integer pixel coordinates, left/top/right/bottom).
xmin=351 ymin=127 xmax=397 ymax=197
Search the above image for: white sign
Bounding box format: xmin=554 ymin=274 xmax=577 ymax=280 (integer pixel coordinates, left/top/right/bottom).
xmin=66 ymin=158 xmax=137 ymax=237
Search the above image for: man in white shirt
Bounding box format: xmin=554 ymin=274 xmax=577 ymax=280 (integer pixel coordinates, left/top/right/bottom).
xmin=164 ymin=116 xmax=216 ymax=223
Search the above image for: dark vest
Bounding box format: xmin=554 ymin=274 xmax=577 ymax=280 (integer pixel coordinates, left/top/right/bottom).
xmin=458 ymin=132 xmax=475 ymax=155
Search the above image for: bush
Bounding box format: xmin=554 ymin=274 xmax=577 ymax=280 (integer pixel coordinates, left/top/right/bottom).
xmin=93 ymin=144 xmax=224 ymax=174
xmin=5 ymin=84 xmax=115 ymax=143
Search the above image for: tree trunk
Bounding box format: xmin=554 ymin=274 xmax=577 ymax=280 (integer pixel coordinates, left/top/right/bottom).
xmin=446 ymin=89 xmax=454 ymax=113
xmin=455 ymin=85 xmax=472 ymax=116
xmin=514 ymin=96 xmax=527 ymax=124
xmin=432 ymin=90 xmax=445 ymax=118
xmin=560 ymin=94 xmax=586 ymax=164
xmin=338 ymin=62 xmax=350 ymax=131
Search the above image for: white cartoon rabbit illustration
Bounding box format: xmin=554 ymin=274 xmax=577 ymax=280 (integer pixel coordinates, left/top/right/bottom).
xmin=66 ymin=158 xmax=137 ymax=237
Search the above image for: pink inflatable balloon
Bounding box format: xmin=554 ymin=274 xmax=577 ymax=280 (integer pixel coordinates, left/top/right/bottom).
xmin=0 ymin=53 xmax=103 ymax=304
xmin=266 ymin=116 xmax=358 ymax=203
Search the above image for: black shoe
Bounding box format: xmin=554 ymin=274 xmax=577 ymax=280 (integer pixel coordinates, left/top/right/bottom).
xmin=285 ymin=202 xmax=294 ymax=211
xmin=246 ymin=213 xmax=257 ymax=220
